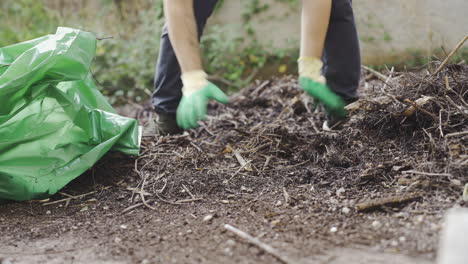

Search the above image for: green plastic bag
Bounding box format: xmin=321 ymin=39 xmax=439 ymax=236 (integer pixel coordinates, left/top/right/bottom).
xmin=0 ymin=28 xmax=142 ymax=201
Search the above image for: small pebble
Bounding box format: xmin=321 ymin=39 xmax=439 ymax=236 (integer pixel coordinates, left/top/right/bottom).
xmin=330 ymin=226 xmax=338 ymax=233
xmin=336 ymin=187 xmax=346 ymax=198
xmin=399 ymin=236 xmax=406 ymax=243
xmin=223 ymin=247 xmax=233 ymax=256
xmin=342 ymin=207 xmax=351 ymax=214
xmin=120 ymin=224 xmax=127 ymax=229
xmin=275 ymin=200 xmax=283 ymax=206
xmin=271 ymin=219 xmax=281 ymax=226
xmin=203 ymin=214 xmax=214 ymax=222
xmin=430 ymin=223 xmax=441 ymax=231
xmin=45 ymin=210 xmax=51 ymax=215
xmin=416 ymin=215 xmax=425 ymax=223
xmin=372 ymin=220 xmax=382 ymax=229
xmin=391 ymin=240 xmax=399 ymax=247
xmin=226 ymin=239 xmax=236 ymax=246
xmin=114 ymin=237 xmax=122 ymax=243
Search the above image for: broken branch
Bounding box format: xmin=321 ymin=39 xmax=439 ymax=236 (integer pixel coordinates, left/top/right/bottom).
xmin=356 ymin=193 xmax=422 ymax=212
xmin=433 ymin=35 xmax=468 ymax=75
xmin=224 ymin=224 xmax=296 ymax=264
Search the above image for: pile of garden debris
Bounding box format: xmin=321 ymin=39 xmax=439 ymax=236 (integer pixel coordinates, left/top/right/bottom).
xmin=107 ymin=61 xmax=466 ymax=255
xmin=132 ymin=61 xmax=467 ymax=209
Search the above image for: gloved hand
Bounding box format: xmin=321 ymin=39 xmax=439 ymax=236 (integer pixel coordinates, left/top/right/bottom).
xmin=298 ymin=57 xmax=346 ymax=117
xmin=177 ymin=70 xmax=229 ymax=129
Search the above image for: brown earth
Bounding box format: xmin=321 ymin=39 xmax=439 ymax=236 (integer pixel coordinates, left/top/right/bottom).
xmin=1 ymin=63 xmax=467 ymax=264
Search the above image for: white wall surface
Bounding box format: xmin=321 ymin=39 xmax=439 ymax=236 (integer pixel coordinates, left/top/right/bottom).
xmin=209 ymin=0 xmax=468 ymax=64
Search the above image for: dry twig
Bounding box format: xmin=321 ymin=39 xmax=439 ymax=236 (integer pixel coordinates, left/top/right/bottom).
xmin=356 ymin=193 xmax=422 ymax=212
xmin=224 ymin=224 xmax=297 ymax=264
xmin=402 ymin=170 xmax=453 ymax=177
xmin=121 ymin=199 xmax=155 ymax=214
xmin=42 ymin=190 xmax=99 ymax=206
xmin=445 ymin=131 xmax=468 ymax=138
xmin=433 ymin=35 xmax=468 ymax=75
xmin=362 ymin=65 xmax=388 ymax=81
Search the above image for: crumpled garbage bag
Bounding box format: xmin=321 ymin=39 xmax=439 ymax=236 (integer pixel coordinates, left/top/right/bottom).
xmin=0 ymin=27 xmax=141 ymax=201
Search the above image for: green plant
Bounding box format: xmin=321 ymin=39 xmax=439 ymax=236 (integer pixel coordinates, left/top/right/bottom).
xmin=1 ymin=0 xmax=300 ymax=104
xmin=0 ymin=0 xmax=59 ymax=46
xmin=92 ymin=6 xmax=164 ymax=105
xmin=202 ymin=0 xmax=300 ymax=89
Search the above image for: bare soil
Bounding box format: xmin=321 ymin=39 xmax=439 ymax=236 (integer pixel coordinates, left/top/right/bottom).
xmin=1 ymin=64 xmax=466 ymax=264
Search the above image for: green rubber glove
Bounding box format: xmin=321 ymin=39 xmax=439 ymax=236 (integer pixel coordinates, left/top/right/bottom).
xmin=177 ymin=71 xmax=229 ymax=129
xmin=298 ymin=57 xmax=346 ymax=117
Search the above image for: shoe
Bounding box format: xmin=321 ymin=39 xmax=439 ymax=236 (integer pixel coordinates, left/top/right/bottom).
xmin=143 ymin=112 xmax=183 ymax=136
xmin=322 ymin=115 xmax=348 ymax=131
xmin=322 ymin=97 xmax=357 ymax=132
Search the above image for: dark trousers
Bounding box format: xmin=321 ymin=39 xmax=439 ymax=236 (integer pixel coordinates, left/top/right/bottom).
xmin=152 ymin=0 xmax=361 ymax=114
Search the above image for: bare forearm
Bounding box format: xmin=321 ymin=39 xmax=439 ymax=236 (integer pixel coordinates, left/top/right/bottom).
xmin=163 ymin=0 xmax=203 ymax=73
xmin=300 ymin=0 xmax=332 ymax=58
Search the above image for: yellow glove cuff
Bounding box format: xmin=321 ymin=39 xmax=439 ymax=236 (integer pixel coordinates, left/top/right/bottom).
xmin=181 ymin=70 xmax=209 ymax=97
xmin=298 ymin=57 xmax=326 ymax=84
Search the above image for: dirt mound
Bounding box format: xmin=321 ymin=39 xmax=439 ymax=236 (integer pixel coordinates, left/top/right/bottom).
xmin=116 ymin=62 xmax=466 ymax=255
xmin=131 ymin=63 xmax=467 ymax=206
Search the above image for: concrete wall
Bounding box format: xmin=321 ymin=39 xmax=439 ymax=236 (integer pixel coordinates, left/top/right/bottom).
xmin=209 ymin=0 xmax=468 ymax=64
